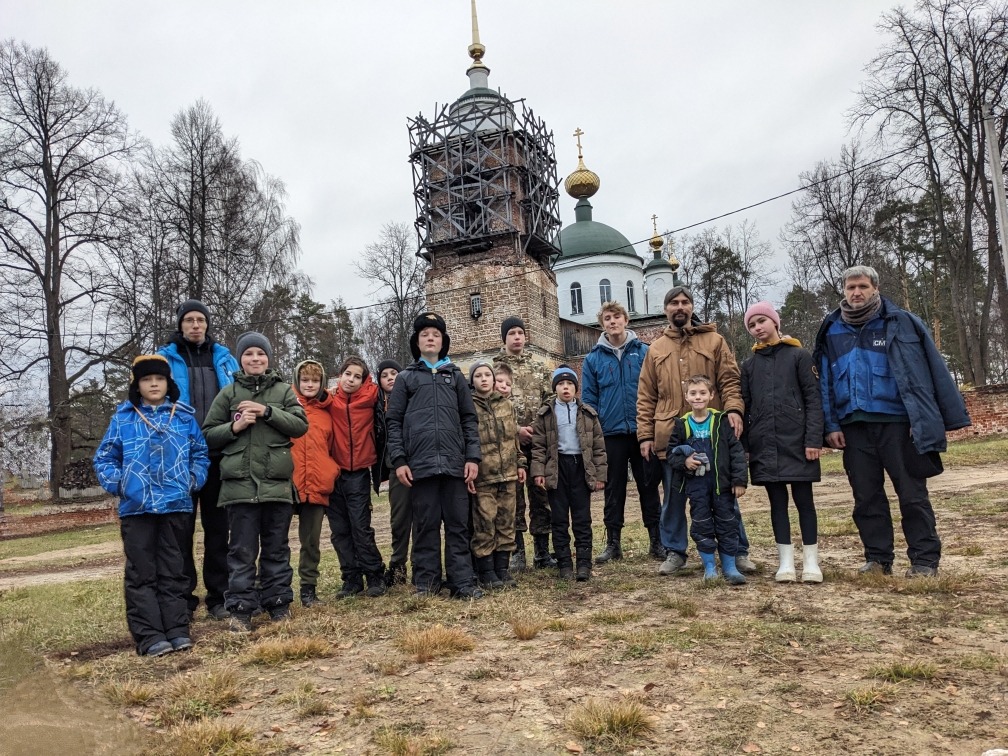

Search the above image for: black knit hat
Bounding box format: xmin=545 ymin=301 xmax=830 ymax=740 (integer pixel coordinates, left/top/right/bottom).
xmin=376 ymin=359 xmax=403 ymax=377
xmin=410 ymin=312 xmax=450 ymax=360
xmin=235 ymin=331 xmax=273 ymax=365
xmin=551 ymin=365 xmax=579 ymax=392
xmin=129 ymin=354 xmax=180 ymax=406
xmin=176 ymin=299 xmax=212 ymax=332
xmin=500 ymin=315 xmax=526 ymax=343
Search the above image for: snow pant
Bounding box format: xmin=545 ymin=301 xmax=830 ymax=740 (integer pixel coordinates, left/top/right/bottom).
xmin=765 ymin=481 xmax=818 ymax=545
xmin=225 ymin=502 xmax=294 ymax=615
xmin=121 ymin=512 xmax=190 ymax=655
xmin=297 ymin=503 xmax=326 ymax=587
xmin=843 ymin=421 xmax=941 ymax=569
xmin=411 ymin=475 xmax=475 ymax=593
xmin=182 ymin=457 xmax=229 ymax=613
xmin=388 ymin=472 xmax=413 ymax=569
xmin=660 ymin=460 xmax=750 ymax=559
xmin=548 ymin=454 xmax=593 ymax=567
xmin=327 ymin=468 xmax=385 ymax=588
xmin=685 ymin=474 xmax=739 ymax=557
xmin=602 ymin=433 xmax=662 ymax=530
xmin=471 ymin=481 xmax=517 ymax=558
xmin=515 ymin=443 xmax=552 ymax=536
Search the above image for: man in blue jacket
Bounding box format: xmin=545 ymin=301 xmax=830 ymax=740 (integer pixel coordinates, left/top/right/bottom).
xmin=814 ymin=266 xmax=970 ymax=577
xmin=581 ymin=302 xmax=663 ymax=564
xmin=157 ymin=299 xmax=240 ymax=619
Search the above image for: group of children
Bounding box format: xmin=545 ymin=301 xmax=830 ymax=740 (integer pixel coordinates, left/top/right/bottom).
xmin=95 ymin=298 xmax=821 ymax=656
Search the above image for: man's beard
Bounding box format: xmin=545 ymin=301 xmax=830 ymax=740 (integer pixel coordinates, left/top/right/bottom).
xmin=671 ymin=312 xmax=689 ymax=327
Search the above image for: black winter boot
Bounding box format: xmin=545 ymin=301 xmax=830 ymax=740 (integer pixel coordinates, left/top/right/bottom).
xmin=477 ymin=555 xmax=504 ymax=591
xmin=494 ymin=550 xmax=517 ymax=588
xmin=510 ymin=531 xmax=528 ymax=572
xmin=366 ymin=573 xmax=387 ymax=598
xmin=576 ymin=547 xmax=593 ymax=581
xmin=385 ymin=562 xmax=407 ymax=587
xmin=595 ymin=528 xmax=623 ymax=564
xmin=300 ymin=584 xmax=320 ymax=608
xmin=533 ymin=533 xmax=558 ymax=569
xmin=647 ymin=524 xmax=667 ymax=560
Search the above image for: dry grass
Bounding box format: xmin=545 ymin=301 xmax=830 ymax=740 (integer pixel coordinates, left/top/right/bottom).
xmin=658 ymin=595 xmax=699 ymax=618
xmin=279 ymin=681 xmax=331 ymax=719
xmin=845 ymin=682 xmax=897 ymax=715
xmin=101 ymin=677 xmax=158 ymax=707
xmin=509 ymin=612 xmax=547 ymax=640
xmin=567 ymin=697 xmax=656 ymax=751
xmin=868 ymin=660 xmax=939 ymax=683
xmin=397 ymin=624 xmax=475 ymax=663
xmin=152 ymin=719 xmax=269 ymax=756
xmin=591 ymin=608 xmax=640 ymax=625
xmin=157 ymin=667 xmax=242 ymax=726
xmin=372 ymin=723 xmax=454 ymax=755
xmin=244 ymin=635 xmax=331 ymax=666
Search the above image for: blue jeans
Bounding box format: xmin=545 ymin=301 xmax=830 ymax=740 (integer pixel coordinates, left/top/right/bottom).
xmin=659 ymin=460 xmax=750 ymax=560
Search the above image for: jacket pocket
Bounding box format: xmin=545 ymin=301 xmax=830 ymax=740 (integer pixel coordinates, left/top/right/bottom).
xmin=870 ymin=364 xmax=899 ymax=403
xmin=219 ymin=439 xmax=248 ymax=480
xmin=832 ymin=362 xmax=851 ymax=408
xmin=267 ymin=441 xmax=294 ymax=479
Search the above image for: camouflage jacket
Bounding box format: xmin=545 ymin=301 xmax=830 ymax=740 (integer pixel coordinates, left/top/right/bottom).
xmin=493 ymin=349 xmax=552 ymax=428
xmin=472 ymin=390 xmax=526 ymax=485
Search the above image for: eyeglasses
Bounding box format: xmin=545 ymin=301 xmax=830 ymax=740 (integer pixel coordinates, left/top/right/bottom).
xmin=182 ymin=316 xmax=207 ymax=325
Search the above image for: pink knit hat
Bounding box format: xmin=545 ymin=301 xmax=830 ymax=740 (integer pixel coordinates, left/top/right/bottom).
xmin=744 ymin=301 xmax=780 ymax=329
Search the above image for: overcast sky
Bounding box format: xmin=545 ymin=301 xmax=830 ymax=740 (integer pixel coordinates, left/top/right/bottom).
xmin=5 ymin=1 xmax=893 ymax=310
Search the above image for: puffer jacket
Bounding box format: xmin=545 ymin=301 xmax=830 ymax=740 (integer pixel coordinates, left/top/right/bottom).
xmin=637 ymin=318 xmax=744 ymax=460
xmin=530 ymin=397 xmax=607 ymax=490
xmin=741 ymin=338 xmax=822 ymax=484
xmin=157 ymin=337 xmax=239 ymax=408
xmin=665 ymin=409 xmax=747 ymax=496
xmin=473 ymin=390 xmax=525 ymax=485
xmin=493 ymin=349 xmax=552 ymax=428
xmin=371 ymin=385 xmax=394 ymax=493
xmin=581 ymin=330 xmax=648 ymax=435
xmin=386 ymin=359 xmax=481 ymax=480
xmin=292 ymin=383 xmax=340 ymax=506
xmin=202 ymin=369 xmax=308 ymax=506
xmin=328 ymin=378 xmax=378 ymax=472
xmin=94 ymin=400 xmax=209 ymax=517
xmin=813 ymin=298 xmax=970 ymax=453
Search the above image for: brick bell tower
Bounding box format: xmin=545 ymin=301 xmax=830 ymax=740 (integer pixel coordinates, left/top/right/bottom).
xmin=407 ymin=0 xmax=563 ymax=363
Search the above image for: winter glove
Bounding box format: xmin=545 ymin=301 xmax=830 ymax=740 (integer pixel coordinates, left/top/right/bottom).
xmin=693 ymin=452 xmax=710 ymax=477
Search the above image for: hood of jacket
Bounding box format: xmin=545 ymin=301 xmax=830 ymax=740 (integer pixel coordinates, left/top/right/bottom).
xmin=594 ymin=329 xmax=640 ymax=356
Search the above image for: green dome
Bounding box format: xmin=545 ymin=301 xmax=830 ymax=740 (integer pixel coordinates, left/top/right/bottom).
xmin=554 ymin=199 xmax=640 ymax=261
xmin=645 ymin=253 xmax=674 ymax=272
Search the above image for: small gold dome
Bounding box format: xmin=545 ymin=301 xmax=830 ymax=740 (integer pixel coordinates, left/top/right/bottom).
xmin=565 ymin=157 xmax=600 ymax=199
xmin=649 ymin=214 xmax=663 ymax=251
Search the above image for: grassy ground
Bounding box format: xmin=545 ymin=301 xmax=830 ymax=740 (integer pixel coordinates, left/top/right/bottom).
xmin=1 ymin=436 xmax=1007 ymax=754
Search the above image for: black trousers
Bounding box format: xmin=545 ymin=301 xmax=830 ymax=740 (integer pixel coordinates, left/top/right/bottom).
xmin=327 ymin=468 xmax=385 ymax=587
xmin=388 ymin=473 xmax=413 ymax=568
xmin=602 ymin=433 xmax=662 ymax=529
xmin=843 ymin=422 xmax=941 ymax=568
xmin=548 ymin=454 xmax=593 ymax=565
xmin=225 ymin=502 xmax=294 ymax=614
xmin=766 ymin=481 xmax=818 ymax=545
xmin=516 ymin=444 xmax=553 ymax=535
xmin=121 ymin=512 xmax=190 ymax=655
xmin=411 ymin=475 xmax=475 ymax=593
xmin=182 ymin=457 xmax=229 ymax=612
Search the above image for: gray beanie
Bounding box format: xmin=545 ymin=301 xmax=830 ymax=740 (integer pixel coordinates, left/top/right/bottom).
xmin=468 ymin=359 xmax=496 ymax=386
xmin=235 ymin=331 xmax=273 ymax=365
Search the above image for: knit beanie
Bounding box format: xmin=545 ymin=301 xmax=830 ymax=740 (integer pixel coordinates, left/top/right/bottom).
xmin=410 ymin=312 xmax=450 ymax=360
xmin=500 ymin=315 xmax=526 ymax=343
xmin=663 ymin=285 xmax=694 ymax=306
xmin=235 ymin=331 xmax=273 ymax=365
xmin=376 ymin=359 xmax=403 ymax=377
xmin=551 ymin=365 xmax=579 ymax=392
xmin=176 ymin=299 xmax=212 ymax=332
xmin=129 ymin=354 xmax=180 ymax=406
xmin=743 ymin=301 xmax=781 ymax=330
xmin=468 ymin=359 xmax=496 ymax=387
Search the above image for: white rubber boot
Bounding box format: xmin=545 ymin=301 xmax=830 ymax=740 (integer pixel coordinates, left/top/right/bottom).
xmin=775 ymin=543 xmax=796 ymax=583
xmin=802 ymin=543 xmax=823 ymax=583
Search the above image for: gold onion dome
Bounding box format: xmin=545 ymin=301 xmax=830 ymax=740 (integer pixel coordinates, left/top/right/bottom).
xmin=564 ymin=127 xmax=600 ymax=200
xmin=649 ymin=214 xmax=664 ymax=251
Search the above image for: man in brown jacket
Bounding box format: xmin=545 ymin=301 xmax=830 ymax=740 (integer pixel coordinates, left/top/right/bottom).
xmin=637 ymin=286 xmax=757 ymax=576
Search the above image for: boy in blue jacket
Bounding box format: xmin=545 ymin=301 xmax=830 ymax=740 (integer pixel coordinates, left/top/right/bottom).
xmin=94 ymin=355 xmax=209 ymax=656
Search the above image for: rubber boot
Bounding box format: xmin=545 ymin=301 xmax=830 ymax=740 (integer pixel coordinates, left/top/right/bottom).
xmin=510 ymin=531 xmax=528 ymax=573
xmin=533 ymin=533 xmax=558 ymax=569
xmin=775 ymin=543 xmax=797 ymax=583
xmin=721 ymin=554 xmax=747 ymax=585
xmin=494 ymin=550 xmax=517 ymax=588
xmin=647 ymin=524 xmax=666 ymax=560
xmin=802 ymin=543 xmax=823 ymax=583
xmin=699 ymin=551 xmax=718 ymax=581
xmin=477 ymin=555 xmax=503 ymax=591
xmin=595 ymin=527 xmax=622 ymax=564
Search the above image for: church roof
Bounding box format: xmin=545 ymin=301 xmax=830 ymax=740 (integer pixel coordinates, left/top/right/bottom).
xmin=555 ymin=198 xmax=640 ymax=261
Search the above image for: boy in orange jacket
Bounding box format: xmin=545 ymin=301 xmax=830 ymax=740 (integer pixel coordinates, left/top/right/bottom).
xmin=327 ymin=356 xmax=386 ymax=598
xmin=291 ymin=359 xmax=340 ymax=607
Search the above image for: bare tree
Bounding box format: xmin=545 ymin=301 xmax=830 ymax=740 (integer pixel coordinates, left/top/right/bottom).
xmin=0 ymin=41 xmax=137 ymax=496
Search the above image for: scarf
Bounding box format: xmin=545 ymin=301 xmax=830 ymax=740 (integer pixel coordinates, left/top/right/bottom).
xmin=840 ymin=292 xmax=882 ymax=327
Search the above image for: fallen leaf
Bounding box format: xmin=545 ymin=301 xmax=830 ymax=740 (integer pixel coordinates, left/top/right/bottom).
xmin=788 ymin=640 xmax=800 ymax=648
xmin=270 ymin=725 xmax=285 ymax=733
xmin=791 ymin=747 xmax=802 ymax=752
xmin=931 ymin=636 xmax=944 ymax=645
xmin=565 ymin=741 xmax=584 ymax=754
xmin=944 ymin=683 xmax=959 ymax=696
xmin=643 ymin=682 xmax=656 ymax=692
xmin=833 ymin=702 xmax=844 ymax=709
xmin=756 ymin=722 xmax=767 ymax=729
xmin=742 ymin=743 xmax=761 ymax=753
xmin=716 ymin=698 xmax=727 ymax=710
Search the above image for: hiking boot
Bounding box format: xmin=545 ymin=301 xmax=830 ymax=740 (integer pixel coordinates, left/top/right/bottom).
xmin=207 ymin=604 xmax=230 ymax=621
xmin=533 ymin=533 xmax=558 ymax=569
xmin=575 ymin=560 xmax=592 ymax=582
xmin=595 ymin=528 xmax=622 ymax=564
xmin=858 ymin=561 xmax=893 ymax=576
xmin=477 ymin=555 xmax=504 ymax=591
xmin=385 ymin=562 xmax=407 ymax=587
xmin=337 ymin=581 xmax=365 ymax=599
xmin=300 ymin=584 xmax=320 ymax=608
xmin=366 ymin=575 xmax=388 ymax=598
xmin=229 ymin=613 xmax=253 ymax=633
xmin=647 ymin=524 xmax=666 ymax=560
xmin=450 ymin=584 xmax=484 ymax=600
xmin=721 ymin=555 xmax=747 ymax=586
xmin=558 ymin=564 xmax=574 ymax=581
xmin=268 ymin=604 xmax=291 ymax=621
xmin=145 ymin=640 xmax=174 ymax=657
xmin=510 ymin=531 xmax=528 ymax=573
xmin=735 ymin=554 xmax=759 ymax=574
xmin=494 ymin=550 xmax=517 ymax=589
xmin=658 ymin=552 xmax=686 ymax=576
xmin=905 ymin=564 xmax=938 ymax=578
xmin=169 ymin=636 xmax=193 ymax=652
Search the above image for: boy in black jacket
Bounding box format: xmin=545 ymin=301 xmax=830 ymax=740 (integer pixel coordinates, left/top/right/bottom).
xmin=666 ymin=375 xmax=748 ymax=585
xmin=385 ymin=313 xmax=483 ymax=599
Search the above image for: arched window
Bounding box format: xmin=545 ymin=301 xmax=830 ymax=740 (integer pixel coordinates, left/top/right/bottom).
xmin=570 ymin=282 xmax=583 ymax=315
xmin=599 ymin=278 xmax=611 ymax=303
xmin=626 ymin=281 xmax=636 ymax=313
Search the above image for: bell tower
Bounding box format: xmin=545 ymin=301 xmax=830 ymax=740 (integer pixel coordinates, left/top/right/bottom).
xmin=408 ymin=0 xmax=562 ymax=361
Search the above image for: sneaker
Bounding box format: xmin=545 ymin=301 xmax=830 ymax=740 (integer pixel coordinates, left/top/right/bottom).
xmin=905 ymin=564 xmax=938 ymax=578
xmin=658 ymin=552 xmax=686 ymax=576
xmin=207 ymin=604 xmax=231 ymax=621
xmin=268 ymin=605 xmax=291 ymax=621
xmin=229 ymin=613 xmax=253 ymax=633
xmin=858 ymin=561 xmax=893 ymax=575
xmin=169 ymin=636 xmax=193 ymax=652
xmin=145 ymin=640 xmax=173 ymax=657
xmin=735 ymin=554 xmax=759 ymax=574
